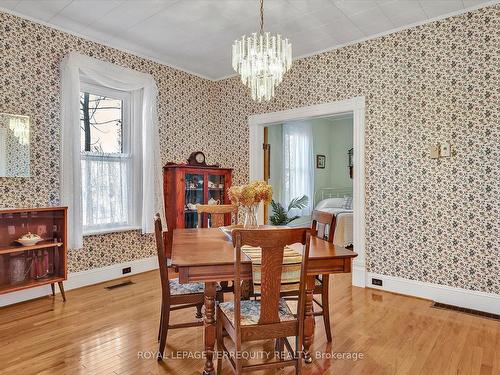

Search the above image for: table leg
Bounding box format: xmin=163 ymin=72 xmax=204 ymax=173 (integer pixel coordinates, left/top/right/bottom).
xmin=303 ymin=275 xmax=315 ymax=364
xmin=203 ymin=282 xmax=217 ymax=375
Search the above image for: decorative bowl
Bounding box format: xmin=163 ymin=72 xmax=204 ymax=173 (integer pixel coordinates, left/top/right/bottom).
xmin=17 ymin=232 xmax=42 ymax=247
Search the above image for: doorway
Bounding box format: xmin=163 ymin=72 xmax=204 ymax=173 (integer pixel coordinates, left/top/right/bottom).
xmin=248 ymin=97 xmax=366 ymax=288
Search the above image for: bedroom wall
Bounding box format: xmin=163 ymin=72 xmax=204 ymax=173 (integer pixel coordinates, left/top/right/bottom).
xmin=313 ymin=116 xmax=353 ymax=196
xmin=211 ymin=5 xmax=499 ymax=294
xmin=0 ymin=11 xmax=220 ymax=272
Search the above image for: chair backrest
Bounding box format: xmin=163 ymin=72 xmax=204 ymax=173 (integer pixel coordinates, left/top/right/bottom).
xmin=154 ymin=213 xmax=171 ymax=299
xmin=196 ymin=204 xmax=238 ymax=228
xmin=232 ymin=228 xmax=311 ymax=328
xmin=311 ymin=210 xmax=335 ymax=242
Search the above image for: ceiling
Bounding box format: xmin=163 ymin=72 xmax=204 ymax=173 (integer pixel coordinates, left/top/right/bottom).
xmin=0 ymin=0 xmax=495 ymax=79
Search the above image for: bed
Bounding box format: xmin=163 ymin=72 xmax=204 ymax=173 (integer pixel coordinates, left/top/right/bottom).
xmin=313 ymin=188 xmax=353 ymax=247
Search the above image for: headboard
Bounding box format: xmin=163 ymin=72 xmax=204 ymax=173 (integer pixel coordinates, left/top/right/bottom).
xmin=314 ymin=187 xmax=352 ymax=207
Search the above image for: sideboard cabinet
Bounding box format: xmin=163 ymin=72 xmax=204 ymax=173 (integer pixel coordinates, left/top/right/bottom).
xmin=0 ymin=207 xmax=67 ymax=301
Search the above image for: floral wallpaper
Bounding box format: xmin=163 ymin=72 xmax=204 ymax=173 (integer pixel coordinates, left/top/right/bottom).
xmin=0 ymin=11 xmax=218 ymax=272
xmin=0 ymin=6 xmax=498 ymax=294
xmin=211 ymin=6 xmax=499 ymax=294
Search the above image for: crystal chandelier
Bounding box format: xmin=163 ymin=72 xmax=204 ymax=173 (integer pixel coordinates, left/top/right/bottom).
xmin=9 ymin=117 xmax=29 ymax=146
xmin=231 ymin=0 xmax=292 ymax=102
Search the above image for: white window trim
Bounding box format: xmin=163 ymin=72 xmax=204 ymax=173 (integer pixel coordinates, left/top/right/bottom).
xmin=80 ymin=82 xmax=140 ymax=235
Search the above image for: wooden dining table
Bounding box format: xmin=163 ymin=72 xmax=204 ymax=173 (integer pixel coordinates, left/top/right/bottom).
xmin=170 ymin=228 xmax=358 ymax=375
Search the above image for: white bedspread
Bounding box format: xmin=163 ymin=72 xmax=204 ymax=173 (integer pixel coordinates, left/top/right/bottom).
xmin=333 ymin=212 xmax=353 ymax=247
xmin=314 ymin=207 xmax=353 ymax=247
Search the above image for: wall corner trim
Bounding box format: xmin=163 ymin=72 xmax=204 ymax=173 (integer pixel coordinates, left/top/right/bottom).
xmin=365 ymin=272 xmax=500 ymax=315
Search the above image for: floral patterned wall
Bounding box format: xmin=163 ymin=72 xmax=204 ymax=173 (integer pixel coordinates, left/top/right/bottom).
xmin=0 ymin=11 xmax=218 ymax=272
xmin=212 ymin=5 xmax=499 ymax=294
xmin=0 ymin=6 xmax=498 ymax=294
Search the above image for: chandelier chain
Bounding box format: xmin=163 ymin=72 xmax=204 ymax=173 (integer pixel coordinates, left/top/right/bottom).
xmin=260 ymin=0 xmax=264 ymax=33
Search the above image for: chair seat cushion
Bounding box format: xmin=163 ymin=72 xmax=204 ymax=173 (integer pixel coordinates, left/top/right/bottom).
xmin=169 ymin=278 xmax=204 ymax=295
xmin=219 ymin=298 xmax=295 ymax=326
xmin=169 ymin=278 xmax=222 ymax=295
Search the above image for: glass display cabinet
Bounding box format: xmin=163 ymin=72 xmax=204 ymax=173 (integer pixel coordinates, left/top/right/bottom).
xmin=163 ymin=163 xmax=233 ymax=230
xmin=0 ymin=207 xmax=67 ymax=301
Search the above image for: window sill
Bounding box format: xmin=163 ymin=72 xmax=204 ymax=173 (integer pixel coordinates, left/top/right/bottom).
xmin=83 ymin=226 xmax=141 ymax=237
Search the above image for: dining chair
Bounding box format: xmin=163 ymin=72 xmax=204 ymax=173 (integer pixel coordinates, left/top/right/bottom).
xmin=196 ymin=204 xmax=238 ymax=296
xmin=309 ymin=210 xmax=335 ymax=342
xmin=216 ymin=228 xmax=311 ymax=375
xmin=154 ymin=214 xmax=214 ymax=360
xmin=196 ymin=204 xmax=238 ymax=228
xmin=280 ymin=210 xmax=335 ymax=342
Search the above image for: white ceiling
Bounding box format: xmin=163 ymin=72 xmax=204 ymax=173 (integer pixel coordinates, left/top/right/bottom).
xmin=0 ymin=0 xmax=495 ymax=79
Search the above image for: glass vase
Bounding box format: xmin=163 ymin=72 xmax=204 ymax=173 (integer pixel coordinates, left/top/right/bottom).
xmin=243 ymin=204 xmax=259 ymax=229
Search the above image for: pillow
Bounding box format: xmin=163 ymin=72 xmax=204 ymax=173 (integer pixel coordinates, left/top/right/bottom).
xmin=315 ymin=197 xmax=345 ymax=210
xmin=342 ymin=196 xmax=353 ymax=210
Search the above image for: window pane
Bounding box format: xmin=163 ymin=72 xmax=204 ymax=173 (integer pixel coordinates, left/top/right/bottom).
xmin=80 ymin=92 xmax=123 ymax=153
xmin=81 ymin=156 xmax=130 ymax=228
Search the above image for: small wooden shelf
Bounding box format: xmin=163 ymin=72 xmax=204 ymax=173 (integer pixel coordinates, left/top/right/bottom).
xmin=0 ymin=276 xmax=65 ymax=295
xmin=0 ymin=207 xmax=67 ymax=300
xmin=0 ymin=241 xmax=63 ymax=255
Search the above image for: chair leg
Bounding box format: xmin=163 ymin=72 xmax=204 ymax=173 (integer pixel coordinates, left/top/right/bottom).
xmin=275 ymin=337 xmax=285 ymax=359
xmin=216 ymin=308 xmax=223 ymax=374
xmin=158 ymin=302 xmax=170 ymax=361
xmin=195 ymin=303 xmax=203 ymax=319
xmin=321 ymin=274 xmax=332 ymax=342
xmin=158 ymin=299 xmax=164 ymax=342
xmin=295 ymin=333 xmax=302 ymax=375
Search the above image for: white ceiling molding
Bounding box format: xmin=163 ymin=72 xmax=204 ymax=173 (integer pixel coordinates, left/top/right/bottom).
xmin=0 ymin=0 xmax=498 ymax=81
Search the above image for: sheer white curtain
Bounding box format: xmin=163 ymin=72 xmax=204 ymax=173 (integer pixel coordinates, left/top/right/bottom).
xmin=282 ymin=121 xmax=314 ymax=217
xmin=60 ymin=52 xmax=164 ymax=249
xmin=81 ymin=153 xmax=131 ymax=229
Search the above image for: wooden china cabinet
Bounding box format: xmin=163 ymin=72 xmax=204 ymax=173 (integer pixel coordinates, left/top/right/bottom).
xmin=163 ymin=152 xmax=233 ymax=231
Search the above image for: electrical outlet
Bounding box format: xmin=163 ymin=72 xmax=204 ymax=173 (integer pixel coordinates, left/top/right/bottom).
xmin=372 ymin=278 xmax=383 ymax=286
xmin=122 ymin=267 xmax=131 ymax=274
xmin=440 ymin=142 xmax=451 ymax=157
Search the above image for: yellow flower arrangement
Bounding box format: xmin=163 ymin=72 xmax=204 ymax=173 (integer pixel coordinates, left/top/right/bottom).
xmin=228 ymin=180 xmax=273 ymax=207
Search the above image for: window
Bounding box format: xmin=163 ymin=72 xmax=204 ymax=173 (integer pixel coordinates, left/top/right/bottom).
xmin=80 ymin=82 xmax=137 ymax=234
xmin=282 ymin=121 xmax=314 ymax=217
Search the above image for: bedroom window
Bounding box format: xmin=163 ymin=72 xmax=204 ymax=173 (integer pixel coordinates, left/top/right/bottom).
xmin=282 ymin=121 xmax=314 ymax=217
xmin=80 ymin=82 xmax=137 ymax=234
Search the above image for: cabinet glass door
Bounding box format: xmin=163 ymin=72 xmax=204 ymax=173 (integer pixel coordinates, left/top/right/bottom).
xmin=206 ymin=174 xmax=225 ymax=227
xmin=208 ymin=174 xmax=225 ymax=203
xmin=184 ymin=173 xmax=203 ymax=228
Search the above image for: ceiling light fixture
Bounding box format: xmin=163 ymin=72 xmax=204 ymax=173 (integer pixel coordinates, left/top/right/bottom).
xmin=231 ymin=0 xmax=292 ymax=102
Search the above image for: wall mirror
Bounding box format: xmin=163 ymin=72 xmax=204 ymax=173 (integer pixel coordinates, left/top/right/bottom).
xmin=0 ymin=113 xmax=30 ymax=177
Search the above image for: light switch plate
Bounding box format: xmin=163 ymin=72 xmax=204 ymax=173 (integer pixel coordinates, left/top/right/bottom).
xmin=440 ymin=142 xmax=451 ymax=157
xmin=430 ymin=145 xmax=439 ymax=159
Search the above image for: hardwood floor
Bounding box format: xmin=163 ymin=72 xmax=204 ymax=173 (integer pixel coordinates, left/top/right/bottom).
xmin=0 ymin=271 xmax=498 ymax=375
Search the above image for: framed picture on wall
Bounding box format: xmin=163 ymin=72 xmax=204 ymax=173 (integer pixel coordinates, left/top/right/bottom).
xmin=316 ymin=154 xmax=326 ymax=169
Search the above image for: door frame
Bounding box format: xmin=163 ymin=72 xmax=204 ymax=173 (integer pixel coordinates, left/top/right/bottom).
xmin=248 ymin=97 xmax=366 ymax=288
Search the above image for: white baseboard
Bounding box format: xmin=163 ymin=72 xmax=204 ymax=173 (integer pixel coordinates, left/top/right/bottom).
xmin=351 ymin=262 xmax=366 ymax=288
xmin=0 ymin=256 xmax=159 ymax=307
xmin=365 ymin=272 xmax=500 ymax=315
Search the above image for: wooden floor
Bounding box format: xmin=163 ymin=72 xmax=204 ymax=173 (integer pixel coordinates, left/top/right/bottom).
xmin=0 ymin=271 xmax=498 ymax=375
